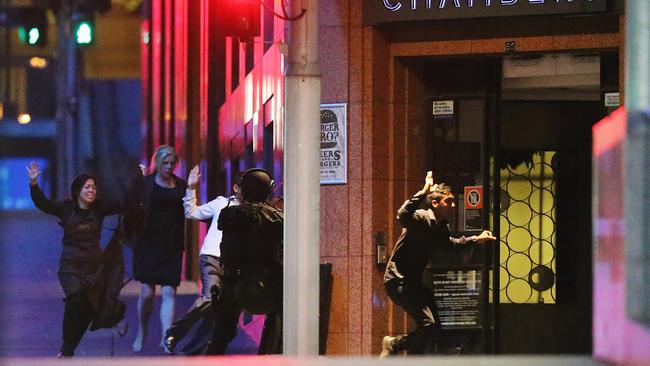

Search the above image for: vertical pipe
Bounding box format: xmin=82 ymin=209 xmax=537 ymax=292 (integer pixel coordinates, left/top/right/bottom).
xmin=283 ymin=0 xmax=321 ymax=356
xmin=481 ymin=66 xmax=492 ymax=354
xmin=490 ymin=58 xmax=502 ymax=354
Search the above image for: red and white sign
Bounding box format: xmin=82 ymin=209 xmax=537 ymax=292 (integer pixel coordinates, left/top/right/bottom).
xmin=464 ymin=186 xmax=483 ymax=209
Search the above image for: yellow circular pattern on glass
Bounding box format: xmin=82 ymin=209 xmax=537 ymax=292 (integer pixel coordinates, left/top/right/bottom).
xmin=507 ymin=202 xmax=532 ymax=227
xmin=506 ymin=227 xmax=533 ymax=252
xmin=529 ymin=214 xmax=555 ymax=240
xmin=507 ymin=179 xmax=533 ymax=201
xmin=500 ymin=240 xmax=510 ymax=265
xmin=500 ymin=214 xmax=510 ymax=234
xmin=507 ymin=253 xmax=532 ymax=278
xmin=506 ymin=279 xmax=532 ymax=303
xmin=529 ymin=188 xmax=554 ymax=214
xmin=529 ymin=240 xmax=555 ymax=265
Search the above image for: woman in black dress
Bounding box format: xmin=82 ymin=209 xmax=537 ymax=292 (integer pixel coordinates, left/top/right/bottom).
xmin=27 ymin=162 xmax=121 ymax=357
xmin=130 ymin=145 xmax=186 ymax=352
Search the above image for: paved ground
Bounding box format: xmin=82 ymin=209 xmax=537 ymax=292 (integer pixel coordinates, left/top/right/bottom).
xmin=0 ymin=213 xmax=613 ymax=365
xmin=0 ymin=210 xmax=260 ymax=358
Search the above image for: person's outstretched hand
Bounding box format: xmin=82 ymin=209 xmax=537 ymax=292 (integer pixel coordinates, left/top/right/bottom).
xmin=476 ymin=230 xmax=496 ymax=243
xmin=26 ymin=161 xmax=41 ymax=186
xmin=187 ymin=165 xmax=200 ymax=189
xmin=419 ymin=170 xmax=435 ymax=195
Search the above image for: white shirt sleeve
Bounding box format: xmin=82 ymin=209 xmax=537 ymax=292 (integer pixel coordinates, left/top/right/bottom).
xmin=183 ymin=189 xmax=227 ymax=221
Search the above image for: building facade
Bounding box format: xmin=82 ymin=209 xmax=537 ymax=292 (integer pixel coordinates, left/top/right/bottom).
xmin=141 ymin=0 xmax=650 ymax=358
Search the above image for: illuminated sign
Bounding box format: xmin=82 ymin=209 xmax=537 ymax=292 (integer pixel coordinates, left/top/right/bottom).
xmin=364 ymin=0 xmax=607 ymax=25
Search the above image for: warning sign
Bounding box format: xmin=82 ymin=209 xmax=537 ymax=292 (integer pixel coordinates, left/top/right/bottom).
xmin=464 ymin=186 xmax=483 ymax=231
xmin=465 ymin=186 xmax=483 ymax=209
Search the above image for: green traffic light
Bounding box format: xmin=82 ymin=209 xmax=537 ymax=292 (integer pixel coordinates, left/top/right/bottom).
xmin=27 ymin=27 xmax=41 ymax=45
xmin=19 ymin=26 xmax=42 ymax=45
xmin=76 ymin=21 xmax=93 ymax=45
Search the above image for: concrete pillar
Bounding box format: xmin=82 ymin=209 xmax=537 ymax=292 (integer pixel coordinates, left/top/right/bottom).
xmin=283 ymin=0 xmax=321 ymax=356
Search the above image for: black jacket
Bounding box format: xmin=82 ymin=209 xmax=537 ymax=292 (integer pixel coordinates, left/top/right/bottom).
xmin=384 ymin=192 xmax=476 ymax=283
xmin=30 ymin=183 xmax=126 ymax=330
xmin=122 ymin=173 xmax=187 ymax=251
xmin=217 ymin=201 xmax=283 ymax=275
xmin=30 ymin=184 xmax=120 ymax=295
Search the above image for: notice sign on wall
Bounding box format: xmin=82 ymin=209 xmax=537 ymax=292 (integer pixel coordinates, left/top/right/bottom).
xmin=320 ymin=103 xmax=347 ymax=185
xmin=432 ymin=100 xmax=454 ymax=119
xmin=464 ymin=186 xmax=483 ymax=231
xmin=431 ymin=269 xmax=482 ymax=329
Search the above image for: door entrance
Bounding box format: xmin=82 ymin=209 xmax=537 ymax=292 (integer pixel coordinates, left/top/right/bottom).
xmin=399 ymin=51 xmax=615 ymax=354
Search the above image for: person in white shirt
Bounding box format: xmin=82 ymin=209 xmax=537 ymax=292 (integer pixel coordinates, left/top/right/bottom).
xmin=163 ymin=165 xmax=239 ymax=354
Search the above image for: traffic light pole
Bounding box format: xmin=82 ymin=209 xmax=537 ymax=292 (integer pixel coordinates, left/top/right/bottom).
xmin=283 ymin=0 xmax=321 ymax=356
xmin=55 ymin=1 xmax=79 ymax=198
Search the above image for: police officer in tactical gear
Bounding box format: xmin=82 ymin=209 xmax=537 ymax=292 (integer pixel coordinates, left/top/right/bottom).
xmin=206 ymin=168 xmax=283 ymax=355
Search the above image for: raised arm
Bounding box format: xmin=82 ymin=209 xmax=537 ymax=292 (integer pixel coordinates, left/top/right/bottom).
xmin=185 ymin=164 xmax=232 ymax=220
xmin=27 ymin=161 xmax=64 ymax=217
xmin=397 ymin=171 xmax=434 ymax=227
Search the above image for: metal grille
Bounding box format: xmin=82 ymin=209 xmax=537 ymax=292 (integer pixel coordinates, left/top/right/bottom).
xmin=492 ymin=151 xmax=557 ymax=304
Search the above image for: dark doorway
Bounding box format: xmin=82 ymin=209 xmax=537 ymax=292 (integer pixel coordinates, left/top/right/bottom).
xmin=402 ymin=52 xmax=613 ymax=354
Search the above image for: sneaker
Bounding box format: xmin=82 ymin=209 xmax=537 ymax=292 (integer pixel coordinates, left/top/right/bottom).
xmin=163 ymin=335 xmax=176 ymax=355
xmin=379 ymin=335 xmax=398 ymax=358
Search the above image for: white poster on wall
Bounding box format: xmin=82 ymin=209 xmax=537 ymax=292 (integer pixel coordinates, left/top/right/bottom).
xmin=320 ymin=103 xmax=347 ymax=185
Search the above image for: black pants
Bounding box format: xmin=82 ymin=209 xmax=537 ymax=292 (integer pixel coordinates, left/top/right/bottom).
xmin=60 ymin=290 xmax=95 ymax=356
xmin=207 ymin=272 xmax=282 ymax=355
xmin=384 ymin=278 xmax=440 ymax=354
xmin=166 ymin=255 xmax=223 ymax=354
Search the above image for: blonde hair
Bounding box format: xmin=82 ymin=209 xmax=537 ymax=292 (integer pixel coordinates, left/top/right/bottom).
xmin=149 ymin=145 xmax=178 ymax=175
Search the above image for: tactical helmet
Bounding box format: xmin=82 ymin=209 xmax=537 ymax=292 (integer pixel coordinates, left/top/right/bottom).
xmin=239 ymin=168 xmax=273 ymax=202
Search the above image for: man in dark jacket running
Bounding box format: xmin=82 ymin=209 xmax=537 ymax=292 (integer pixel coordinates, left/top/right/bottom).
xmin=380 ymin=171 xmax=495 ymax=356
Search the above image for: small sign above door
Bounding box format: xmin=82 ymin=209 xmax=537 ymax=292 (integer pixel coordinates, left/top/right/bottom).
xmin=604 ymin=92 xmax=620 ymax=107
xmin=432 ymin=100 xmax=454 ymax=118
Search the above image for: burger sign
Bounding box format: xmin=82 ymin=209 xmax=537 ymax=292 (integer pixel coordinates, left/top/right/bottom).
xmin=320 ymin=103 xmax=347 ymax=184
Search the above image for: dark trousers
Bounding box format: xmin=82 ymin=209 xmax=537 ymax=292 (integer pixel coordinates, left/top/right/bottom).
xmin=61 ymin=290 xmax=95 ymax=356
xmin=207 ymin=272 xmax=282 ymax=355
xmin=384 ymin=277 xmax=440 ymax=354
xmin=166 ymin=255 xmax=223 ymax=354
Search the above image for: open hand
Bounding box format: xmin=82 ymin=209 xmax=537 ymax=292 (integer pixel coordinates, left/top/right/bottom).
xmin=26 ymin=161 xmax=41 ymax=185
xmin=419 ymin=170 xmax=435 ymax=194
xmin=187 ymin=165 xmax=200 ymax=189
